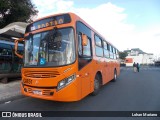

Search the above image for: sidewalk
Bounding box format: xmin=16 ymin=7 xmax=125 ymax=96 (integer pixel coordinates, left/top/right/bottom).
xmin=0 ymin=80 xmax=22 ymax=103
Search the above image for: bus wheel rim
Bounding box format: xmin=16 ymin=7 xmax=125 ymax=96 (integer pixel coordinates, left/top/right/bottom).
xmin=94 ymin=79 xmax=99 ymax=90
xmin=114 ymin=73 xmax=117 ymax=80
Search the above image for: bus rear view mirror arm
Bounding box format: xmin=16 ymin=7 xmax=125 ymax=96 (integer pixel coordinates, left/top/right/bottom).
xmin=15 ymin=38 xmax=24 ymax=59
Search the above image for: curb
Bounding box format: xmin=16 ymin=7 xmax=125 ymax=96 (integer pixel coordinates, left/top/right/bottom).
xmin=0 ymin=80 xmax=25 ymax=104
xmin=0 ymin=94 xmax=25 ymax=104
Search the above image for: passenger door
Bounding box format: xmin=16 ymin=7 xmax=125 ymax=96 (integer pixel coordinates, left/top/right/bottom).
xmin=78 ymin=33 xmax=92 ymax=97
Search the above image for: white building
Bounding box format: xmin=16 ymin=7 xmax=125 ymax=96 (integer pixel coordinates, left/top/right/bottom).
xmin=124 ymin=48 xmax=154 ymax=66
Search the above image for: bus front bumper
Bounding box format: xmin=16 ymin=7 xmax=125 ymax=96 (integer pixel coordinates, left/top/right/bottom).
xmin=20 ymin=81 xmax=81 ymax=102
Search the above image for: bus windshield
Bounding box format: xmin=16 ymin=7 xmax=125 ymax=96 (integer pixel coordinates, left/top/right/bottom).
xmin=24 ymin=27 xmax=75 ymax=67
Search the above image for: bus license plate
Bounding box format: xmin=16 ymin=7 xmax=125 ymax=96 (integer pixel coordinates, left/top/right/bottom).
xmin=33 ymin=90 xmax=42 ymax=95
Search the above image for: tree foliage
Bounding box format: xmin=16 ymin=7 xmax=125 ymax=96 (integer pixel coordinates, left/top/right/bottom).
xmin=0 ymin=0 xmax=38 ymax=28
xmin=119 ymin=51 xmax=128 ymax=60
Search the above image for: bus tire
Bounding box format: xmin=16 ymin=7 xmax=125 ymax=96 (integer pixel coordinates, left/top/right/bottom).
xmin=112 ymin=69 xmax=117 ymax=82
xmin=91 ymin=74 xmax=101 ymax=96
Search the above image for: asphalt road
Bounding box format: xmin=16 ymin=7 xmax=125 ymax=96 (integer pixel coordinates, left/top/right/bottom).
xmin=0 ymin=67 xmax=160 ymax=120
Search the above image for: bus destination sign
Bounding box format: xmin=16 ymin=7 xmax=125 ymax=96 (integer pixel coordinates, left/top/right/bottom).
xmin=26 ymin=14 xmax=71 ymax=33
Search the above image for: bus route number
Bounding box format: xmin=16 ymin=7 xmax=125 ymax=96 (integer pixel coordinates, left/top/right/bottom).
xmin=23 ymin=79 xmax=32 ymax=84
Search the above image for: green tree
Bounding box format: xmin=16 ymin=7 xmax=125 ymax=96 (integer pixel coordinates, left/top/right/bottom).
xmin=119 ymin=51 xmax=128 ymax=60
xmin=0 ymin=0 xmax=38 ymax=28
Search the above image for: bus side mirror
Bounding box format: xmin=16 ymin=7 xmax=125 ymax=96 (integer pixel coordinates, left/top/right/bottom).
xmin=82 ymin=34 xmax=88 ymax=46
xmin=15 ymin=38 xmax=24 ymax=59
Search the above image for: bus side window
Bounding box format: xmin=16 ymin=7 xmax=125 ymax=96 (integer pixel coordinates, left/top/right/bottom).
xmin=78 ymin=33 xmax=92 ymax=70
xmin=78 ymin=34 xmax=83 ymax=56
xmin=78 ymin=34 xmax=91 ymax=57
xmin=113 ymin=47 xmax=116 ymax=59
xmin=116 ymin=50 xmax=119 ymax=59
xmin=95 ymin=35 xmax=103 ymax=57
xmin=109 ymin=45 xmax=113 ymax=59
xmin=103 ymin=41 xmax=110 ymax=58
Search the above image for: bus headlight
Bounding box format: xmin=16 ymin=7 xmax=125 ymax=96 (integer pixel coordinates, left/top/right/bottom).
xmin=57 ymin=74 xmax=76 ymax=91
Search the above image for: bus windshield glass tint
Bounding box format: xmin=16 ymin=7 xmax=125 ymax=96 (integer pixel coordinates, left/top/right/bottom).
xmin=24 ymin=28 xmax=75 ymax=67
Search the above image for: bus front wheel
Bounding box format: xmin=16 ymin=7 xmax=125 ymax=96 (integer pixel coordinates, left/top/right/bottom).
xmin=91 ymin=74 xmax=101 ymax=96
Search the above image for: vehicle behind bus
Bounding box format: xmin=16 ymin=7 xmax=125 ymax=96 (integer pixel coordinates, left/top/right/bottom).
xmin=0 ymin=40 xmax=23 ymax=83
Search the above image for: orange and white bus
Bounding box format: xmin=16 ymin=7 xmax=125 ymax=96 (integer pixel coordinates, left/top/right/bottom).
xmin=15 ymin=12 xmax=120 ymax=102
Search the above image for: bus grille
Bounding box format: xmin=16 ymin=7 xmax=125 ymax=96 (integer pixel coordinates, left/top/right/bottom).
xmin=24 ymin=71 xmax=60 ymax=78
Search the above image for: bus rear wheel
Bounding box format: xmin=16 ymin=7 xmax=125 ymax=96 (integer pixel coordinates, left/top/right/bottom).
xmin=112 ymin=70 xmax=117 ymax=82
xmin=91 ymin=74 xmax=101 ymax=96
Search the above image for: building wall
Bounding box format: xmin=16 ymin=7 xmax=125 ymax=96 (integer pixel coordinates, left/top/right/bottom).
xmin=125 ymin=54 xmax=154 ymax=66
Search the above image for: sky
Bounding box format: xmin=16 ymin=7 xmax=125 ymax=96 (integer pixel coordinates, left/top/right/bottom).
xmin=32 ymin=0 xmax=160 ymax=57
